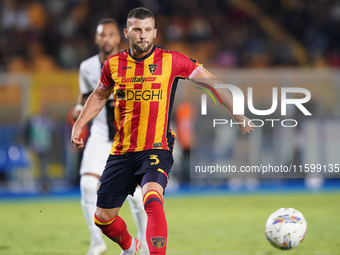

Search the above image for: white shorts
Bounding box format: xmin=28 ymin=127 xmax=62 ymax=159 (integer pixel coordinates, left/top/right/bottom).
xmin=80 ymin=136 xmax=112 ymax=176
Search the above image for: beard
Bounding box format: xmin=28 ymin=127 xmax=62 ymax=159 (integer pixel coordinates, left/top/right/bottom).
xmin=131 ymin=39 xmax=153 ymax=54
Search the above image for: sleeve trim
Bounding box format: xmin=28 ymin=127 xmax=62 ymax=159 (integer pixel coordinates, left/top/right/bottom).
xmin=188 ymin=64 xmax=203 ymax=79
xmin=99 ymin=82 xmax=109 ymax=91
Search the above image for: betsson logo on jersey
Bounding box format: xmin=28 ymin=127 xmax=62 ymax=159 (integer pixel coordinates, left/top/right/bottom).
xmin=121 ymin=76 xmax=156 ymax=83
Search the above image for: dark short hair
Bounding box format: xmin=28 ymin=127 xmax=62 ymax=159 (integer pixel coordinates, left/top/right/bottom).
xmin=127 ymin=7 xmax=155 ymax=22
xmin=96 ymin=18 xmax=120 ymax=32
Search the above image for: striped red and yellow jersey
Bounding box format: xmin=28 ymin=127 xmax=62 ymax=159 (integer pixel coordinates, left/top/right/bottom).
xmin=100 ymin=45 xmax=202 ymax=155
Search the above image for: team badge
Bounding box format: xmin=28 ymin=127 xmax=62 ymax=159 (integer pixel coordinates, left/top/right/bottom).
xmin=112 ymin=236 xmax=121 ymax=242
xmin=151 ymin=237 xmax=166 ymax=248
xmin=148 ymin=64 xmax=157 ymax=74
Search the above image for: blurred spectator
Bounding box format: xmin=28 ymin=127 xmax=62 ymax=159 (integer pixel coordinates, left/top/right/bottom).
xmin=188 ymin=15 xmax=212 ymax=42
xmin=25 ymin=104 xmax=54 ymax=193
xmin=1 ymin=0 xmax=340 ymax=71
xmin=253 ymin=0 xmax=340 ymax=67
xmin=1 ymin=0 xmax=29 ymax=31
xmin=175 ymin=101 xmax=197 ymax=183
xmin=165 ymin=15 xmax=187 ymax=41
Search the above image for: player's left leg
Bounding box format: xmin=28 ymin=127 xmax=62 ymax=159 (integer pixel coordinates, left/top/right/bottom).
xmin=142 ymin=181 xmax=167 ymax=255
xmin=136 ymin=150 xmax=173 ymax=255
xmin=126 ymin=186 xmax=149 ymax=255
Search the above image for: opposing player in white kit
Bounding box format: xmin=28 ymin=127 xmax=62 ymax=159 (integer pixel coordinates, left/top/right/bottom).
xmin=73 ymin=18 xmax=148 ymax=255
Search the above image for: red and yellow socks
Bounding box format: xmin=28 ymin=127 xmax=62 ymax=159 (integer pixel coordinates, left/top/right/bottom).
xmin=143 ymin=190 xmax=167 ymax=255
xmin=94 ymin=214 xmax=132 ymax=250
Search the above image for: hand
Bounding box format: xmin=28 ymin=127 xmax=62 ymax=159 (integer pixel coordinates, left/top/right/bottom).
xmin=234 ymin=115 xmax=255 ymax=135
xmin=71 ymin=124 xmax=84 ymax=149
xmin=72 ymin=104 xmax=83 ymax=121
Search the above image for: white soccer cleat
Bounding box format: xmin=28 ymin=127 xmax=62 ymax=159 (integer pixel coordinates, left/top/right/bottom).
xmin=138 ymin=241 xmax=149 ymax=255
xmin=86 ymin=242 xmax=107 ymax=255
xmin=120 ymin=238 xmax=141 ymax=255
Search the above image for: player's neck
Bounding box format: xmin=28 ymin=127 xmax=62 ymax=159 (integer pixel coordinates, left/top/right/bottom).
xmin=130 ymin=44 xmax=154 ymax=58
xmin=100 ymin=50 xmax=118 ymax=64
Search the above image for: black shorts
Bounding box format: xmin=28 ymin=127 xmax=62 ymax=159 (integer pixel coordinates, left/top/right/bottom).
xmin=97 ymin=149 xmax=173 ymax=209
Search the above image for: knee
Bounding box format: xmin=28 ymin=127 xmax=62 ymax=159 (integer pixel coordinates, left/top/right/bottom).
xmin=80 ymin=175 xmax=99 ymax=194
xmin=143 ymin=190 xmax=164 ymax=214
xmin=95 ymin=207 xmax=120 ymax=223
xmin=80 ymin=175 xmax=99 ymax=204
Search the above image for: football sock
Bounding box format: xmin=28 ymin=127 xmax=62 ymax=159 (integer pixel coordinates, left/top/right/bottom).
xmin=94 ymin=214 xmax=132 ymax=250
xmin=126 ymin=186 xmax=148 ymax=243
xmin=80 ymin=175 xmax=104 ymax=245
xmin=143 ymin=190 xmax=167 ymax=255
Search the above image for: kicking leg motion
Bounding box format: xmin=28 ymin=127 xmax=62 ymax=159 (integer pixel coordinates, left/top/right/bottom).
xmin=94 ymin=207 xmax=141 ymax=255
xmin=94 ymin=181 xmax=167 ymax=255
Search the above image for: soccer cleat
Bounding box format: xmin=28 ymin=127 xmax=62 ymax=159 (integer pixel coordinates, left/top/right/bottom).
xmin=138 ymin=241 xmax=149 ymax=255
xmin=120 ymin=238 xmax=141 ymax=255
xmin=86 ymin=242 xmax=107 ymax=255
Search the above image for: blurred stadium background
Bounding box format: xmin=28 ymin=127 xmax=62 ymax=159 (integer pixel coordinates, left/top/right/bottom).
xmin=1 ymin=0 xmax=340 ymax=254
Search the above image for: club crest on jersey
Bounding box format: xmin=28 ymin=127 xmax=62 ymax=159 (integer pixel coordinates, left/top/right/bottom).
xmin=151 ymin=237 xmax=166 ymax=248
xmin=148 ymin=64 xmax=157 ymax=74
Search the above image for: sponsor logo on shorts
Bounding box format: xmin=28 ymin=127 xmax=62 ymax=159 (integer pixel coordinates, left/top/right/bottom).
xmin=151 ymin=236 xmax=166 ymax=248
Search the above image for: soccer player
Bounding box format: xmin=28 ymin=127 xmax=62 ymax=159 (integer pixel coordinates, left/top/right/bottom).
xmin=73 ymin=18 xmax=148 ymax=255
xmin=71 ymin=7 xmax=254 ymax=255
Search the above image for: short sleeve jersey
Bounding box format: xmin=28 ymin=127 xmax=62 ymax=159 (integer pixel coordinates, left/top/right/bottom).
xmin=99 ymin=45 xmax=202 ymax=155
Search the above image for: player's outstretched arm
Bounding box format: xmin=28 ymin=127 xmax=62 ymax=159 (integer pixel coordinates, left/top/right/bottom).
xmin=71 ymin=84 xmax=113 ymax=148
xmin=191 ymin=67 xmax=254 ymax=135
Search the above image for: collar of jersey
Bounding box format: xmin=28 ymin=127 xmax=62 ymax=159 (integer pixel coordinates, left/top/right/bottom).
xmin=128 ymin=44 xmax=156 ymax=62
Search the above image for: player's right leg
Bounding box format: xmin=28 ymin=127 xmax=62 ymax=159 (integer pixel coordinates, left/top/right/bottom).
xmin=95 ymin=206 xmax=140 ymax=255
xmin=95 ymin=153 xmax=141 ymax=255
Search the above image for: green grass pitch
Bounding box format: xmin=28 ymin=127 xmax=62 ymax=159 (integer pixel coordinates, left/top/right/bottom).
xmin=1 ymin=192 xmax=340 ymax=254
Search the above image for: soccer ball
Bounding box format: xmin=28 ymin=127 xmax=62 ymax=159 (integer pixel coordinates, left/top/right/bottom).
xmin=265 ymin=208 xmax=307 ymax=250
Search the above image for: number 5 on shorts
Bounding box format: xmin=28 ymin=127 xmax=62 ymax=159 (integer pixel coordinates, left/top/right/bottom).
xmin=150 ymin=155 xmax=159 ymax=165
